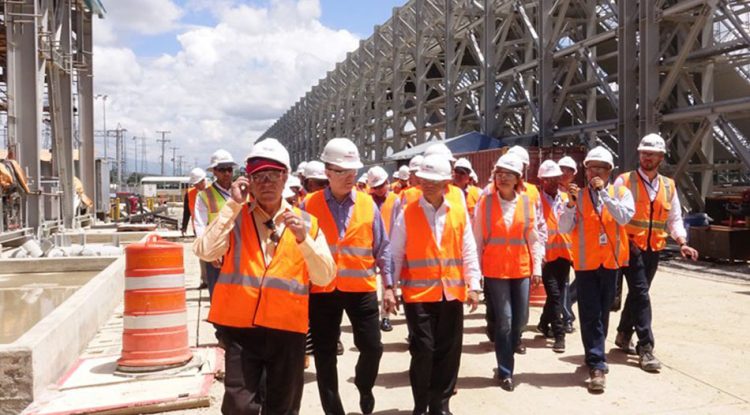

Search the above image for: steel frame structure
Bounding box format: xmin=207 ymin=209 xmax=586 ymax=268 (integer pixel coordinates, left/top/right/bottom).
xmin=1 ymin=0 xmax=99 ymax=232
xmin=262 ymin=0 xmax=750 ymax=211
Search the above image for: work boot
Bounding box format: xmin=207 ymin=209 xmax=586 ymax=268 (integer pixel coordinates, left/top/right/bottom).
xmin=615 ymin=331 xmax=636 ymax=355
xmin=638 ymin=345 xmax=662 ymax=372
xmin=563 ymin=322 xmax=575 ymax=333
xmin=359 ymin=390 xmax=375 ymax=414
xmin=537 ymin=322 xmax=553 ymax=338
xmin=380 ymin=317 xmax=393 ymax=332
xmin=552 ymin=337 xmax=565 ymax=353
xmin=588 ymin=369 xmax=606 ymax=392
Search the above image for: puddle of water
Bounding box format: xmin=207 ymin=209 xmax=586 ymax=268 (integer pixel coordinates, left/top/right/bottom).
xmin=0 ymin=271 xmax=98 ymax=344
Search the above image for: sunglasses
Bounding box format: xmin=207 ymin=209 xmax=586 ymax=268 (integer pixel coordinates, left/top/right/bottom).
xmin=249 ymin=170 xmax=284 ymax=183
xmin=214 ymin=167 xmax=233 ymax=173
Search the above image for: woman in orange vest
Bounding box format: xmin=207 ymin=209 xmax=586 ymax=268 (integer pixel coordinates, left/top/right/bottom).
xmin=559 ymin=146 xmax=634 ymax=392
xmin=535 ymin=160 xmax=573 ymax=353
xmin=193 ymin=138 xmax=335 ymax=415
xmin=474 ymin=153 xmax=543 ymax=392
xmin=390 ymin=154 xmax=481 ymax=415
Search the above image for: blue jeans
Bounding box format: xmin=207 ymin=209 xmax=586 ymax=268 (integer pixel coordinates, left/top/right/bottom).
xmin=484 ymin=277 xmax=530 ymax=379
xmin=576 ymin=267 xmax=618 ymax=370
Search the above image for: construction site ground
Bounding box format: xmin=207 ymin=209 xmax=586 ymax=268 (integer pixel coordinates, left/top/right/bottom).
xmin=77 ymin=242 xmax=750 ymax=415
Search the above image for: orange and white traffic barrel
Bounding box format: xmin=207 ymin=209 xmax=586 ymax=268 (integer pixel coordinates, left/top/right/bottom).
xmin=117 ymin=234 xmax=192 ymax=372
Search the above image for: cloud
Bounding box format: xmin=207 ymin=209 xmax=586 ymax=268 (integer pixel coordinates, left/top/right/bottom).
xmin=102 ymin=0 xmax=184 ymax=35
xmin=93 ymin=0 xmax=359 ymax=172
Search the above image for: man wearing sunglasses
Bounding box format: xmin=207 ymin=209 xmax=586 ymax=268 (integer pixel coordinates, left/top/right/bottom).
xmin=304 ymin=138 xmax=396 ymax=415
xmin=193 ymin=138 xmax=335 ymax=415
xmin=194 ymin=149 xmax=236 ymax=298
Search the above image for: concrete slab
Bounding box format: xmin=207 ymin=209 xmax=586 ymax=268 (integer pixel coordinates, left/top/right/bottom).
xmin=1 ymin=257 xmax=116 ymax=274
xmin=44 ymin=243 xmax=750 ymax=414
xmin=22 ymin=348 xmax=220 ymax=415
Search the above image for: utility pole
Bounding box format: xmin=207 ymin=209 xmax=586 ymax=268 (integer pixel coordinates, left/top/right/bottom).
xmin=95 ymin=94 xmax=108 ymax=159
xmin=156 ymin=130 xmax=171 ymax=176
xmin=113 ymin=125 xmax=127 ymax=190
xmin=132 ymin=136 xmax=138 ymax=178
xmin=170 ymin=146 xmax=178 ymax=175
xmin=177 ymin=155 xmax=184 ymax=175
xmin=140 ymin=136 xmax=147 ymax=173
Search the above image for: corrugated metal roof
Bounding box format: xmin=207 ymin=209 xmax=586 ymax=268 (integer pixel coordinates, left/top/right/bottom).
xmin=384 ymin=131 xmax=506 ymax=161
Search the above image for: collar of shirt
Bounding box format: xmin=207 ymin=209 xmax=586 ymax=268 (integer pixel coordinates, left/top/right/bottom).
xmin=324 ymin=187 xmax=356 ymax=205
xmin=250 ymin=199 xmax=293 ymax=228
xmin=637 ymin=168 xmax=660 ymax=191
xmin=212 ymin=182 xmax=231 ymax=196
xmin=418 ymin=194 xmax=450 ymax=216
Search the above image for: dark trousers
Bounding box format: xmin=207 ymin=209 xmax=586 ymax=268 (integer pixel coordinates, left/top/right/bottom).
xmin=617 ymin=243 xmax=660 ymax=351
xmin=404 ymin=299 xmax=464 ymax=414
xmin=563 ymin=278 xmax=577 ymax=324
xmin=221 ymin=326 xmax=305 ymax=415
xmin=539 ymin=258 xmax=571 ymax=338
xmin=484 ymin=278 xmax=529 ymax=379
xmin=576 ymin=267 xmax=618 ymax=370
xmin=309 ymin=290 xmax=383 ymax=415
xmin=200 ymin=260 xmax=221 ymax=300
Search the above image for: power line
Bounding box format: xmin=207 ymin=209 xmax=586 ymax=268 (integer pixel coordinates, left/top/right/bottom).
xmin=170 ymin=146 xmax=179 ymax=176
xmin=156 ymin=130 xmax=171 ymax=176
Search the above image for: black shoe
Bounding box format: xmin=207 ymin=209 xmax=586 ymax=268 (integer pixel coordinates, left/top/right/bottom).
xmin=499 ymin=377 xmax=514 ymax=391
xmin=552 ymin=337 xmax=565 ymax=353
xmin=536 ymin=322 xmax=553 ymax=338
xmin=380 ymin=317 xmax=393 ymax=332
xmin=336 ymin=340 xmax=344 ymax=356
xmin=360 ymin=390 xmax=375 ymax=414
xmin=197 ymin=282 xmax=208 ymax=290
xmin=563 ymin=322 xmax=575 ymax=333
xmin=514 ymin=342 xmax=526 ymax=355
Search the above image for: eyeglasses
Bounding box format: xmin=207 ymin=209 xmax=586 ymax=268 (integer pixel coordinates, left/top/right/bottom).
xmin=214 ymin=167 xmax=233 ymax=173
xmin=326 ymin=168 xmax=356 ymax=177
xmin=249 ymin=170 xmax=283 ymax=183
xmin=494 ymin=171 xmax=517 ymax=179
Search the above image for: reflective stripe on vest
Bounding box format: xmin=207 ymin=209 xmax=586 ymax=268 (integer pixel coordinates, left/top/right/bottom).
xmin=541 ymin=193 xmax=573 ymax=262
xmin=198 ymin=184 xmax=227 ymax=224
xmin=480 ymin=192 xmax=533 ymax=278
xmin=572 ymin=186 xmax=629 ymax=271
xmin=623 ymin=171 xmax=673 ymax=251
xmin=401 ymin=197 xmax=467 ymax=303
xmin=305 ymin=190 xmax=377 ymax=293
xmin=207 ymin=205 xmax=317 ymax=333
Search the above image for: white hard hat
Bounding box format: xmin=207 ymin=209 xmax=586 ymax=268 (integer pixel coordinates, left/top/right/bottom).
xmin=303 ymin=160 xmax=327 ymax=180
xmin=287 ymin=175 xmax=302 ymax=189
xmin=282 ymin=177 xmax=296 ymax=200
xmin=209 ymin=149 xmax=236 ymax=169
xmin=494 ymin=153 xmax=524 ymax=176
xmin=507 ymin=145 xmax=530 ymax=166
xmin=398 ymin=165 xmax=411 ymax=181
xmin=454 ymin=157 xmax=473 ymax=171
xmin=408 ymin=155 xmax=424 ymax=171
xmin=417 ymin=154 xmax=452 ymax=181
xmin=296 ymin=161 xmax=308 ymax=175
xmin=424 ymin=142 xmax=456 ymax=162
xmin=538 ymin=159 xmax=563 ymax=179
xmin=392 ymin=171 xmax=399 ymax=179
xmin=367 ymin=166 xmax=389 ymax=188
xmin=246 ymin=138 xmax=291 ymax=170
xmin=188 ymin=167 xmax=206 ymax=185
xmin=358 ymin=173 xmax=368 ymax=184
xmin=470 ymin=171 xmax=478 ymax=183
xmin=558 ymin=156 xmax=578 ymax=174
xmin=583 ymin=146 xmax=614 ymax=169
xmin=320 ymin=137 xmax=363 ymax=170
xmin=637 ymin=133 xmax=667 ymax=154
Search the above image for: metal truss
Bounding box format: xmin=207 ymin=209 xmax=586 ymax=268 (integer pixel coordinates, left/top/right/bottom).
xmin=2 ymin=0 xmax=97 ymax=230
xmin=264 ymin=0 xmax=750 ymax=211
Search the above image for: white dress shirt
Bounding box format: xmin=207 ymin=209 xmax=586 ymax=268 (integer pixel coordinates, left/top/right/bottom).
xmin=473 ymin=192 xmax=545 ymax=276
xmin=559 ymin=183 xmax=635 ymax=233
xmin=193 ymin=182 xmax=231 ymax=237
xmin=613 ymin=168 xmax=687 ymax=241
xmin=391 ymin=195 xmax=482 ymax=295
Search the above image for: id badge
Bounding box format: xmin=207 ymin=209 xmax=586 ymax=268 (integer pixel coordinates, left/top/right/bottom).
xmin=598 ymin=232 xmax=608 ymax=246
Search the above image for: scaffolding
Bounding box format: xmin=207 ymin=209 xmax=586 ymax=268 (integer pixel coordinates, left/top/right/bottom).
xmin=262 ymin=0 xmax=750 ymax=211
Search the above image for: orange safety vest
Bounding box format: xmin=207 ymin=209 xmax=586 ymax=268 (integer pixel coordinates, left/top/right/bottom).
xmin=208 ymin=205 xmax=318 ymax=334
xmin=620 ymin=171 xmax=674 ymax=251
xmin=377 ymin=191 xmax=399 ymax=236
xmin=540 ymin=191 xmax=572 ymax=262
xmin=522 ymin=182 xmax=540 ymax=206
xmin=400 ymin=184 xmax=465 ymax=208
xmin=570 ymin=185 xmax=629 ymax=271
xmin=391 ymin=181 xmax=406 ymax=194
xmin=400 ymin=198 xmax=467 ymax=303
xmin=478 ymin=192 xmax=534 ymax=279
xmin=198 ymin=184 xmax=228 ymax=223
xmin=305 ymin=190 xmax=377 ymax=293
